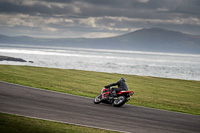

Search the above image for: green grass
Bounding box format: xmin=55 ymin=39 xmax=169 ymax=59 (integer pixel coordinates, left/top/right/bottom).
xmin=0 ymin=65 xmax=200 ymax=115
xmin=0 ymin=113 xmax=118 ymax=133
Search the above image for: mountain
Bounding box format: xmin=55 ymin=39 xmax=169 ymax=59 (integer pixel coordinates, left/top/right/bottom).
xmin=1 ymin=28 xmax=200 ymax=54
xmin=113 ymin=28 xmax=200 ymax=54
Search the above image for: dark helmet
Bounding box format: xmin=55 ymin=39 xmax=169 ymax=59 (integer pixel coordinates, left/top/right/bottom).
xmin=120 ymin=78 xmax=126 ymax=82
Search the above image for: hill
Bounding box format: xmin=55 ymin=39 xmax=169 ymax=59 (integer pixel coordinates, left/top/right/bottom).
xmin=0 ymin=28 xmax=200 ymax=54
xmin=113 ymin=28 xmax=200 ymax=54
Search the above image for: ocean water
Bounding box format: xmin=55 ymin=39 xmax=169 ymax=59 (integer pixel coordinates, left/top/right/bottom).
xmin=0 ymin=44 xmax=200 ymax=81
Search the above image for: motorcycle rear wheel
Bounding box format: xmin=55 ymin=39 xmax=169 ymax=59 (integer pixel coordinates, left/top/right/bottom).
xmin=113 ymin=95 xmax=126 ymax=107
xmin=94 ymin=95 xmax=102 ymax=104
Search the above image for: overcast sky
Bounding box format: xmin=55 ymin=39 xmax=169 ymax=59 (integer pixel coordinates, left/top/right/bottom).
xmin=0 ymin=0 xmax=200 ymax=38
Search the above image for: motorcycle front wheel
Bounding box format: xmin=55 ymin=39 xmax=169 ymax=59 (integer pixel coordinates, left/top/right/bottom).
xmin=113 ymin=95 xmax=126 ymax=107
xmin=94 ymin=95 xmax=102 ymax=104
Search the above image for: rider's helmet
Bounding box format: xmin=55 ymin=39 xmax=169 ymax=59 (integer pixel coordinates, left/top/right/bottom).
xmin=120 ymin=78 xmax=126 ymax=82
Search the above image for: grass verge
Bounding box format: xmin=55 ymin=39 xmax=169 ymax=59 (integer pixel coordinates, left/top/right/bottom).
xmin=0 ymin=65 xmax=200 ymax=115
xmin=0 ymin=113 xmax=118 ymax=133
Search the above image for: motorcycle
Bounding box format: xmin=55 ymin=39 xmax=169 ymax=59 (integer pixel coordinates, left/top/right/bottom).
xmin=93 ymin=87 xmax=134 ymax=107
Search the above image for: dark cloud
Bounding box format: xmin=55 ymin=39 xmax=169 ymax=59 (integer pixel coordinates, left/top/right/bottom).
xmin=0 ymin=1 xmax=50 ymax=15
xmin=1 ymin=0 xmax=199 ymax=18
xmin=0 ymin=0 xmax=199 ymax=18
xmin=0 ymin=0 xmax=199 ymax=38
xmin=0 ymin=1 xmax=79 ymax=17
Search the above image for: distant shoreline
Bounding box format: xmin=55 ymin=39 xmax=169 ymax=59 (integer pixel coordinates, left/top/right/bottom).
xmin=0 ymin=55 xmax=33 ymax=63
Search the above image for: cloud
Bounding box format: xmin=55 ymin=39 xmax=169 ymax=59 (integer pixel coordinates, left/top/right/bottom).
xmin=81 ymin=32 xmax=119 ymax=38
xmin=137 ymin=0 xmax=149 ymax=3
xmin=0 ymin=0 xmax=200 ymax=37
xmin=1 ymin=0 xmax=199 ymax=19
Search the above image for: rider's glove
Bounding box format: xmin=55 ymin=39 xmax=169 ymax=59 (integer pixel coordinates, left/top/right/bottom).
xmin=105 ymin=85 xmax=109 ymax=88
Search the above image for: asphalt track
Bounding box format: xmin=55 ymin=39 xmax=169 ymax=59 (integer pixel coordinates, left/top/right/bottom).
xmin=0 ymin=81 xmax=200 ymax=133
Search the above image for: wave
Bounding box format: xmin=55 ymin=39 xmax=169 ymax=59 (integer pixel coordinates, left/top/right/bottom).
xmin=0 ymin=48 xmax=200 ymax=65
xmin=1 ymin=43 xmax=200 ymax=57
xmin=0 ymin=49 xmax=120 ymax=59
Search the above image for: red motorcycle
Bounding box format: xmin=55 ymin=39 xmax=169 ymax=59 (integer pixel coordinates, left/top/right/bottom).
xmin=94 ymin=87 xmax=134 ymax=107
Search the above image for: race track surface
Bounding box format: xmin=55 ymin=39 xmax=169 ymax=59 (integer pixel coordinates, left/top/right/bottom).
xmin=0 ymin=81 xmax=200 ymax=133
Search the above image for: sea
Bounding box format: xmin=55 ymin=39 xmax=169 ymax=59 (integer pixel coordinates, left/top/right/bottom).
xmin=0 ymin=44 xmax=200 ymax=81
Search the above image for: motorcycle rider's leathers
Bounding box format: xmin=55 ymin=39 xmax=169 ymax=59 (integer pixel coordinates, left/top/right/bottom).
xmin=105 ymin=78 xmax=128 ymax=97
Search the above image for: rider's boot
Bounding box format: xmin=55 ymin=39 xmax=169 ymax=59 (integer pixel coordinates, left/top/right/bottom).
xmin=112 ymin=90 xmax=117 ymax=97
xmin=109 ymin=91 xmax=114 ymax=99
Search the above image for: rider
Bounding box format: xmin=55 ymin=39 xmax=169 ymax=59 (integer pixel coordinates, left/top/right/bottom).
xmin=105 ymin=78 xmax=128 ymax=97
